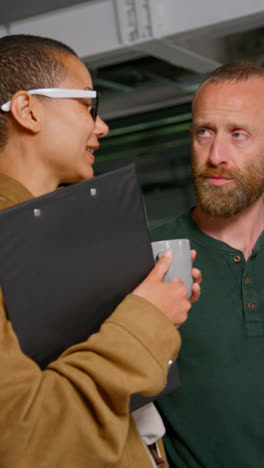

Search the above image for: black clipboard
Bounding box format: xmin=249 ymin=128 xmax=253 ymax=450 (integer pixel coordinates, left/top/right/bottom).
xmin=0 ymin=164 xmax=180 ymax=410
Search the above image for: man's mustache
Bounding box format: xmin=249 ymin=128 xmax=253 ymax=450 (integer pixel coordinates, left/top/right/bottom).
xmin=193 ymin=166 xmax=238 ymax=179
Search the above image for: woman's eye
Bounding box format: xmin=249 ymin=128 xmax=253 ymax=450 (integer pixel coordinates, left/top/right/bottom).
xmin=81 ymin=100 xmax=92 ymax=110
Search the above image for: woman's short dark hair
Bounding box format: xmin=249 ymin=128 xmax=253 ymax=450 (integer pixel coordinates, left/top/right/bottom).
xmin=0 ymin=34 xmax=78 ymax=149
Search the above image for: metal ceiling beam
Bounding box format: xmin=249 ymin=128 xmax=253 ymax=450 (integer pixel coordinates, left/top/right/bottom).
xmin=6 ymin=1 xmax=120 ymax=58
xmin=0 ymin=0 xmax=263 ymax=71
xmin=135 ymin=39 xmax=222 ymax=74
xmin=0 ymin=0 xmax=93 ymax=25
xmin=99 ymin=83 xmax=193 ymax=120
xmin=151 ymin=0 xmax=264 ymax=39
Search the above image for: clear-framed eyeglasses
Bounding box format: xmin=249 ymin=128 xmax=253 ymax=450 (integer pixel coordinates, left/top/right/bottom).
xmin=0 ymin=88 xmax=99 ymax=121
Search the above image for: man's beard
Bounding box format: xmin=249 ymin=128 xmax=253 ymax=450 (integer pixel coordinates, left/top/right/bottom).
xmin=191 ymin=154 xmax=264 ymax=218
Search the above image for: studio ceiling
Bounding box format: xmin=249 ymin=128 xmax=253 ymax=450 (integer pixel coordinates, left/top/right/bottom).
xmin=1 ymin=0 xmax=264 ymax=119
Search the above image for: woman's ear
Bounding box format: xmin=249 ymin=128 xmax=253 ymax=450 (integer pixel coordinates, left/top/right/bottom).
xmin=9 ymin=91 xmax=41 ymax=134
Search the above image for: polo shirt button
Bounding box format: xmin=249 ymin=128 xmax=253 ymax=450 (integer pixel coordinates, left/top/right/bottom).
xmin=233 ymin=255 xmax=241 ymax=262
xmin=168 ymin=360 xmax=173 ymax=367
xmin=248 ymin=302 xmax=255 ymax=310
xmin=244 ymin=278 xmax=250 ymax=285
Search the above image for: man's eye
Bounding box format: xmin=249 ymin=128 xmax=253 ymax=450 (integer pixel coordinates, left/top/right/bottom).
xmin=198 ymin=128 xmax=210 ymax=137
xmin=233 ymin=132 xmax=246 ymax=140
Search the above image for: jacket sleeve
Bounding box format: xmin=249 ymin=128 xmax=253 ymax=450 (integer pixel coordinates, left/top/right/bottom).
xmin=0 ymin=287 xmax=181 ymax=467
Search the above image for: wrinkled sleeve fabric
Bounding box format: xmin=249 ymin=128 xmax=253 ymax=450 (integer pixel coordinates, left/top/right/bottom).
xmin=0 ymin=288 xmax=181 ymax=468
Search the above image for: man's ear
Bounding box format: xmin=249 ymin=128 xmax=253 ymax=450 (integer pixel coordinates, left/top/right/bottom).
xmin=9 ymin=91 xmax=41 ymax=134
xmin=189 ymin=124 xmax=193 ymax=137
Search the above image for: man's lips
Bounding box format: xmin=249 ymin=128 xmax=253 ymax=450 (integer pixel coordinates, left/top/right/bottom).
xmin=206 ymin=175 xmax=233 ymax=186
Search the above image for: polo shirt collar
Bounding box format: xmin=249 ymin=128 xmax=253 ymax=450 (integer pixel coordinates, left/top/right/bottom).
xmin=182 ymin=208 xmax=264 ymax=254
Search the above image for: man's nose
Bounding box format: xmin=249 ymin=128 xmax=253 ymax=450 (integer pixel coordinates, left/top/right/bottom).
xmin=94 ymin=116 xmax=109 ymax=138
xmin=207 ymin=136 xmax=228 ymax=166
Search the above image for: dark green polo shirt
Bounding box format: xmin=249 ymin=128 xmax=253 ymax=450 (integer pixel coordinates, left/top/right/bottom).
xmin=151 ymin=210 xmax=264 ymax=468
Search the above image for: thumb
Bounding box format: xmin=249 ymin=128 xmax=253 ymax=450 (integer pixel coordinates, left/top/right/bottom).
xmin=149 ymin=248 xmax=173 ymax=281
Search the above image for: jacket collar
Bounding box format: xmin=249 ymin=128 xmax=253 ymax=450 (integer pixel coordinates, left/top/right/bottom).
xmin=0 ymin=172 xmax=34 ymax=206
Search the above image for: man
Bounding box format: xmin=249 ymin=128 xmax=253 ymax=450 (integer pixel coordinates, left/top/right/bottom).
xmin=152 ymin=61 xmax=264 ymax=467
xmin=0 ymin=34 xmax=201 ymax=468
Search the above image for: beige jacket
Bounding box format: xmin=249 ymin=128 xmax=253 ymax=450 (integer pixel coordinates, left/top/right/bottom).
xmin=0 ymin=173 xmax=181 ymax=468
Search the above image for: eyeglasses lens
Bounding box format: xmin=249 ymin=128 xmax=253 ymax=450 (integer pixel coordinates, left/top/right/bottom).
xmin=91 ymin=94 xmax=99 ymax=121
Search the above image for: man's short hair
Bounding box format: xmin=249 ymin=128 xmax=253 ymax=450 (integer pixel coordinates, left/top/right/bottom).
xmin=192 ymin=61 xmax=264 ymax=111
xmin=0 ymin=34 xmax=78 ymax=149
xmin=202 ymin=61 xmax=264 ymax=84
